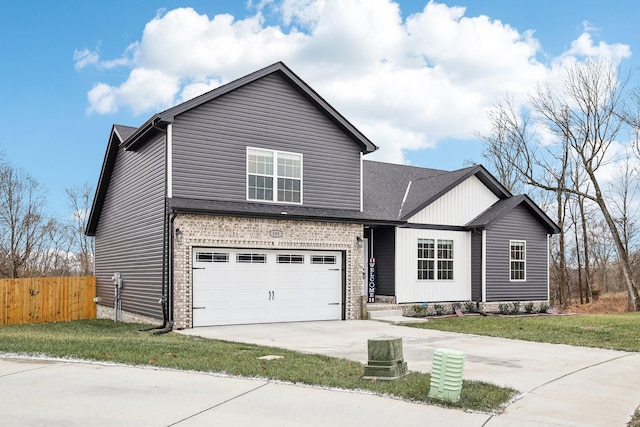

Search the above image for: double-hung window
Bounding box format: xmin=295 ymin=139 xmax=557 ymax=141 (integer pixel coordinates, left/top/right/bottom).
xmin=247 ymin=148 xmax=302 ymax=203
xmin=437 ymin=240 xmax=454 ymax=280
xmin=417 ymin=239 xmax=435 ymax=280
xmin=510 ymin=240 xmax=526 ymax=281
xmin=418 ymin=238 xmax=453 ymax=280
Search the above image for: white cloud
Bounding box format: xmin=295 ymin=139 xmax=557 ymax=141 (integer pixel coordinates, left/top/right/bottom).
xmin=78 ymin=0 xmax=632 ymax=165
xmin=73 ymin=48 xmax=99 ymax=70
xmin=87 ymin=69 xmax=179 ymax=115
xmin=561 ymin=32 xmax=631 ymax=65
xmin=87 ymin=83 xmax=117 ymax=114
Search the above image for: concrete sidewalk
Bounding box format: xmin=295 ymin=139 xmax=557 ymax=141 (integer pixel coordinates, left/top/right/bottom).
xmin=0 ymin=356 xmax=487 ymax=426
xmin=179 ymin=320 xmax=640 ymax=426
xmin=1 ymin=320 xmax=638 ymax=426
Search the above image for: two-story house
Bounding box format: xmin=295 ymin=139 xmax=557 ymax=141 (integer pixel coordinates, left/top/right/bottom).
xmin=86 ymin=62 xmax=559 ymax=329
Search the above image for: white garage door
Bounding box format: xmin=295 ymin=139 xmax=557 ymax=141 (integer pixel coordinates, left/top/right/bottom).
xmin=192 ymin=248 xmax=343 ymax=326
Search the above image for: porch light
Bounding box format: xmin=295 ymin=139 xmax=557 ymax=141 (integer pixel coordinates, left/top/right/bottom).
xmin=175 ymin=228 xmax=183 ymax=243
xmin=356 ymin=236 xmax=364 ymax=248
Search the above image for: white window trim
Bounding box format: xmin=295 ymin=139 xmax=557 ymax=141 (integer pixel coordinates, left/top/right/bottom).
xmin=417 ymin=238 xmax=454 ymax=281
xmin=417 ymin=238 xmax=435 ymax=280
xmin=509 ymin=240 xmax=526 ymax=282
xmin=437 ymin=239 xmax=454 ymax=281
xmin=246 ymin=147 xmax=303 ymax=204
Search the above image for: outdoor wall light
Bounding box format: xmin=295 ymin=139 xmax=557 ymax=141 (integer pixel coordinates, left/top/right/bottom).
xmin=356 ymin=236 xmax=364 ymax=248
xmin=175 ymin=228 xmax=183 ymax=243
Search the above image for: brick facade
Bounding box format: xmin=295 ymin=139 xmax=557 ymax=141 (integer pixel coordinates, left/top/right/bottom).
xmin=172 ymin=214 xmax=365 ymax=329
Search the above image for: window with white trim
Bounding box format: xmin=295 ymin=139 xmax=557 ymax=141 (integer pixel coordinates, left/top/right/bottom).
xmin=417 ymin=239 xmax=434 ymax=280
xmin=195 ymin=251 xmax=229 ymax=263
xmin=437 ymin=240 xmax=454 ymax=280
xmin=277 ymin=254 xmax=305 ymax=264
xmin=417 ymin=239 xmax=453 ymax=280
xmin=236 ymin=253 xmax=267 ymax=263
xmin=247 ymin=148 xmax=302 ymax=203
xmin=510 ymin=240 xmax=526 ymax=281
xmin=311 ymin=255 xmax=337 ymax=264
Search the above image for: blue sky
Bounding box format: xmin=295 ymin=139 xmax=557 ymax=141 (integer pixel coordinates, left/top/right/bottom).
xmin=0 ymin=0 xmax=637 ymax=217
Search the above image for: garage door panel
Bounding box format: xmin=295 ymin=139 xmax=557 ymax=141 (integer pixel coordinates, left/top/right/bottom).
xmin=193 ymin=248 xmax=343 ymax=326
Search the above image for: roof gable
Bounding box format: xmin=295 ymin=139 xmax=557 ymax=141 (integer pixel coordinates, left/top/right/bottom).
xmin=362 ymin=161 xmax=446 ymax=222
xmin=86 ymin=125 xmax=137 ymax=235
xmin=362 ymin=161 xmax=511 ymax=222
xmin=124 ymin=62 xmax=378 ymax=154
xmin=466 ymin=194 xmax=561 ymax=234
xmin=405 ymin=174 xmax=501 ymax=225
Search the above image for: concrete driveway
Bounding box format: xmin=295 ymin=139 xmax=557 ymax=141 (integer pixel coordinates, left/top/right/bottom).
xmin=179 ymin=320 xmax=640 ymax=426
xmin=1 ymin=319 xmax=638 ymax=426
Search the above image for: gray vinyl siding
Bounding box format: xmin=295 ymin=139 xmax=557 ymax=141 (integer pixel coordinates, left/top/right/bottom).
xmin=471 ymin=231 xmax=482 ymax=301
xmin=485 ymin=205 xmax=549 ymax=301
xmin=94 ymin=135 xmax=166 ymax=319
xmin=171 ymin=73 xmax=362 ymax=210
xmin=372 ymin=227 xmax=396 ymax=296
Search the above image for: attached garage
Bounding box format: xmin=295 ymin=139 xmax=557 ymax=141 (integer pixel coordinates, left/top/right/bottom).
xmin=192 ymin=248 xmax=344 ymax=326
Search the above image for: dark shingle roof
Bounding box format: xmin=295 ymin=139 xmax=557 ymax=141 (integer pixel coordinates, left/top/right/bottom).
xmin=362 ymin=160 xmax=512 ymax=222
xmin=362 ymin=161 xmax=448 ymax=221
xmin=113 ymin=124 xmax=137 ymax=142
xmin=168 ymin=197 xmax=400 ymax=225
xmin=466 ymin=194 xmax=561 ymax=234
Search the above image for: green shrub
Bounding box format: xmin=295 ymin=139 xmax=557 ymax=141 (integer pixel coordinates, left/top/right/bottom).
xmin=524 ymin=302 xmax=534 ymax=314
xmin=539 ymin=302 xmax=549 ymax=313
xmin=412 ymin=304 xmax=427 ymax=317
xmin=498 ymin=303 xmax=511 ymax=315
xmin=511 ymin=301 xmax=520 ymax=315
xmin=464 ymin=301 xmax=476 ymax=313
xmin=434 ymin=304 xmax=444 ymax=316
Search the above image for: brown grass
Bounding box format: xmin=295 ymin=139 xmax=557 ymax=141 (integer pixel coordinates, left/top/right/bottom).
xmin=564 ymin=292 xmax=629 ymax=314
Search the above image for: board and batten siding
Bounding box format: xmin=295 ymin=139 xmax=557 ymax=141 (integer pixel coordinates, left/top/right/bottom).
xmin=171 ymin=73 xmax=362 ymax=210
xmin=485 ymin=205 xmax=549 ymax=301
xmin=395 ymin=228 xmax=471 ymax=303
xmin=94 ymin=134 xmax=166 ymax=319
xmin=408 ymin=176 xmax=499 ymax=225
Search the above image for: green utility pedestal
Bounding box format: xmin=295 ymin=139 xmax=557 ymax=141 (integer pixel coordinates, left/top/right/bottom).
xmin=362 ymin=337 xmax=408 ymax=380
xmin=428 ymin=348 xmax=465 ymax=402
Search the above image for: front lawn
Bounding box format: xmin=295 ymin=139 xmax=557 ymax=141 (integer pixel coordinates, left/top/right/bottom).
xmin=0 ymin=319 xmax=514 ymax=413
xmin=406 ymin=312 xmax=640 ymax=352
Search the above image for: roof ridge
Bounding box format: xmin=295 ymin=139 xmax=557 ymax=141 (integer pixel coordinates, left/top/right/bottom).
xmin=363 ymin=159 xmax=448 ymax=174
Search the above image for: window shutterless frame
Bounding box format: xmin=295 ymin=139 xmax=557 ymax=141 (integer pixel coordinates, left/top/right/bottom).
xmin=509 ymin=240 xmax=526 ymax=281
xmin=417 ymin=238 xmax=453 ymax=281
xmin=246 ymin=147 xmax=303 ymax=204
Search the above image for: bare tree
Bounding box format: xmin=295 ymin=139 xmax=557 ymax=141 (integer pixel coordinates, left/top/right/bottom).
xmin=66 ymin=183 xmax=94 ymax=275
xmin=480 ymin=59 xmax=640 ymax=310
xmin=608 ymin=156 xmax=640 ymax=255
xmin=0 ymin=163 xmax=50 ymax=278
xmin=478 ymin=96 xmax=529 ymax=194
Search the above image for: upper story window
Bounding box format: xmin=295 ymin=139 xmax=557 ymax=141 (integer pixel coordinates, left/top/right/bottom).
xmin=247 ymin=148 xmax=302 ymax=204
xmin=510 ymin=240 xmax=526 ymax=281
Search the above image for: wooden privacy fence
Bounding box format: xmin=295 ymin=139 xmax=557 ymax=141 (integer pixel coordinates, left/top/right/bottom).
xmin=0 ymin=276 xmax=96 ymax=325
